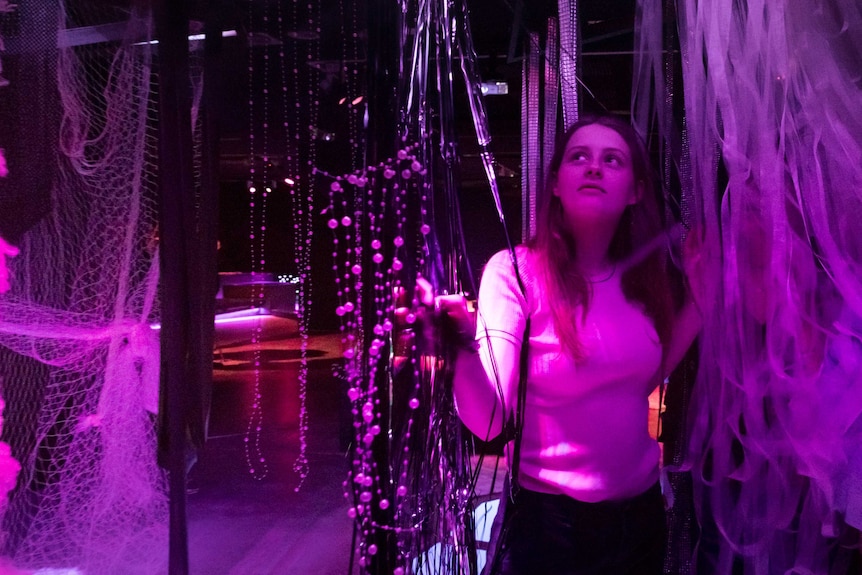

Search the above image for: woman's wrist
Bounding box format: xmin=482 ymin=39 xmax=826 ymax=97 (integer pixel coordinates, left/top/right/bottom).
xmin=452 ymin=330 xmax=479 ymax=354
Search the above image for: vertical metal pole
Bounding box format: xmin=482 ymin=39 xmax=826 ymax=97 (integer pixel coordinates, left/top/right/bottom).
xmin=188 ymin=0 xmax=226 ymax=458
xmin=155 ymin=1 xmax=194 ymax=573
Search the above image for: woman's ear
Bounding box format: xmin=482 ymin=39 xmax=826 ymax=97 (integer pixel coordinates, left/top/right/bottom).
xmin=551 ymin=174 xmax=560 ymax=197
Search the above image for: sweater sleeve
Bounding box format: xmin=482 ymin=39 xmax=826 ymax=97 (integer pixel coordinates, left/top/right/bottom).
xmin=453 ymin=248 xmax=530 ymax=440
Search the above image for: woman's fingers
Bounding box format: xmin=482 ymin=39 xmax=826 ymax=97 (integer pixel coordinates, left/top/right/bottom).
xmin=391 ymin=279 xmax=474 ymax=358
xmin=435 ymin=294 xmax=467 ymax=320
xmin=416 ymin=277 xmax=434 ymax=307
xmin=435 ymin=294 xmax=474 ymax=337
xmin=682 ymin=226 xmax=722 ymax=314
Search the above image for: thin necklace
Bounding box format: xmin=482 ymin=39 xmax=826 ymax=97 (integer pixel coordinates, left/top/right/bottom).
xmin=587 ymin=264 xmax=616 ymax=283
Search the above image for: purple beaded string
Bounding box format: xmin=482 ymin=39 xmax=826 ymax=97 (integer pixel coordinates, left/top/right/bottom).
xmin=294 ymin=0 xmax=320 ymax=491
xmin=319 ymin=139 xmax=429 ymax=569
xmin=243 ymin=0 xmax=269 ymax=482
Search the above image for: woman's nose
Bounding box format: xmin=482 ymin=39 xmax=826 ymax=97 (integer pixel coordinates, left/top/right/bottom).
xmin=586 ymin=160 xmax=602 ymax=177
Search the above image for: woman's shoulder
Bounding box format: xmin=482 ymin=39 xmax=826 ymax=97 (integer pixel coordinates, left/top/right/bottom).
xmin=485 ymin=245 xmax=534 ymax=268
xmin=482 ymin=246 xmax=540 ymax=303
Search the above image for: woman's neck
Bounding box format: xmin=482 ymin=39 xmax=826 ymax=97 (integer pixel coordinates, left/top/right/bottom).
xmin=568 ymin=220 xmax=616 ymax=276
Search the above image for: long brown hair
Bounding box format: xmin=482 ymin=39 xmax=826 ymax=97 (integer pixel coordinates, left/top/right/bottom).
xmin=526 ymin=114 xmax=674 ymax=359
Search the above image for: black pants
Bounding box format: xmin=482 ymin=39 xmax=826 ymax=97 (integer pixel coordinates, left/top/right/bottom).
xmin=485 ymin=482 xmax=667 ymax=575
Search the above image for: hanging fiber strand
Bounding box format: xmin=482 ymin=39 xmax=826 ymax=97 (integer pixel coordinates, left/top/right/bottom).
xmin=636 ymin=0 xmax=862 ymax=572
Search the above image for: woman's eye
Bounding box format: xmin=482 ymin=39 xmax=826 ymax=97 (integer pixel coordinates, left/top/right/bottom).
xmin=605 ymin=155 xmax=622 ymax=166
xmin=571 ymin=152 xmax=588 ymax=162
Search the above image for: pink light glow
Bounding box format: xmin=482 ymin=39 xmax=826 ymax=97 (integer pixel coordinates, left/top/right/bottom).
xmin=149 ymin=308 xmax=268 ymax=330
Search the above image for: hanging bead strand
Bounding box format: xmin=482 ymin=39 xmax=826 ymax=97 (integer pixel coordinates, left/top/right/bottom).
xmin=243 ymin=0 xmax=270 ymax=483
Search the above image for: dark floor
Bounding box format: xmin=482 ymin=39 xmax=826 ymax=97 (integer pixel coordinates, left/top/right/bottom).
xmin=188 ymin=317 xmax=354 ymax=575
xmin=186 ymin=312 xmax=662 ymax=575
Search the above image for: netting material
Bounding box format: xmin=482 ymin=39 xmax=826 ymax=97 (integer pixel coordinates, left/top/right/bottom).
xmin=636 ymin=0 xmax=862 ymax=572
xmin=0 ymin=2 xmax=168 ymax=572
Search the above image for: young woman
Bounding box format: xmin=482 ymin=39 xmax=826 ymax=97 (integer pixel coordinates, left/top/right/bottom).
xmin=439 ymin=114 xmax=702 ymax=574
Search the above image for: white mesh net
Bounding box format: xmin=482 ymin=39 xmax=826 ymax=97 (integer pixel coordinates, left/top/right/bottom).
xmin=0 ymin=2 xmax=168 ymax=573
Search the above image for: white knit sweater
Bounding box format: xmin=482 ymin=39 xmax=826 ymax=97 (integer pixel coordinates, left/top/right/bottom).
xmin=463 ymin=247 xmax=662 ymax=502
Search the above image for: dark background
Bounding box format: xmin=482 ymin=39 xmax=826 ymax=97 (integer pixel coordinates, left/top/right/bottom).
xmin=0 ymin=0 xmax=641 ymax=328
xmin=211 ymin=0 xmax=641 ymax=330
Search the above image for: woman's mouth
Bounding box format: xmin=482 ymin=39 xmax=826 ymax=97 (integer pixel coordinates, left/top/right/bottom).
xmin=578 ymin=185 xmax=606 ymax=194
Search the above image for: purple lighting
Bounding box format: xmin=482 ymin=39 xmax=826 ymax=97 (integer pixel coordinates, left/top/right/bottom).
xmin=150 ymin=308 xmax=268 ymax=330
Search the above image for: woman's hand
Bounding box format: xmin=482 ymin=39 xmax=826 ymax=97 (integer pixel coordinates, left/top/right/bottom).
xmin=392 ymin=277 xmax=476 ymax=359
xmin=682 ymin=226 xmax=717 ymax=316
xmin=663 ymin=227 xmax=716 ymax=376
xmin=435 ymin=294 xmax=476 ymax=352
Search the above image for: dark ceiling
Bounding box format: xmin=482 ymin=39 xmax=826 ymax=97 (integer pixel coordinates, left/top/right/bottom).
xmin=2 ymin=0 xmax=641 ymax=190
xmin=212 ymin=0 xmax=639 ymax=186
xmin=205 ymin=0 xmax=642 ymax=284
xmin=0 ymin=0 xmax=640 ymax=273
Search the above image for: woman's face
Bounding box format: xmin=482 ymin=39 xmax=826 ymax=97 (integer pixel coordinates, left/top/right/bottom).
xmin=553 ymin=123 xmax=641 ymax=227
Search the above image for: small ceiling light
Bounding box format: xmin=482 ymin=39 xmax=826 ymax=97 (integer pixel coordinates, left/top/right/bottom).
xmin=309 ymin=126 xmax=335 ymax=141
xmin=286 ymin=30 xmax=320 ymax=41
xmin=135 ymin=29 xmax=238 ymax=45
xmin=479 ymin=82 xmax=509 ymax=96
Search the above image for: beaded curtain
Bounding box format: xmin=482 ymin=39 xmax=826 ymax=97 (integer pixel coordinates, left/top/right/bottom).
xmin=322 ymin=0 xmax=514 ymax=571
xmin=239 ymin=0 xmax=320 ymax=489
xmin=635 ymin=0 xmax=862 ymax=572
